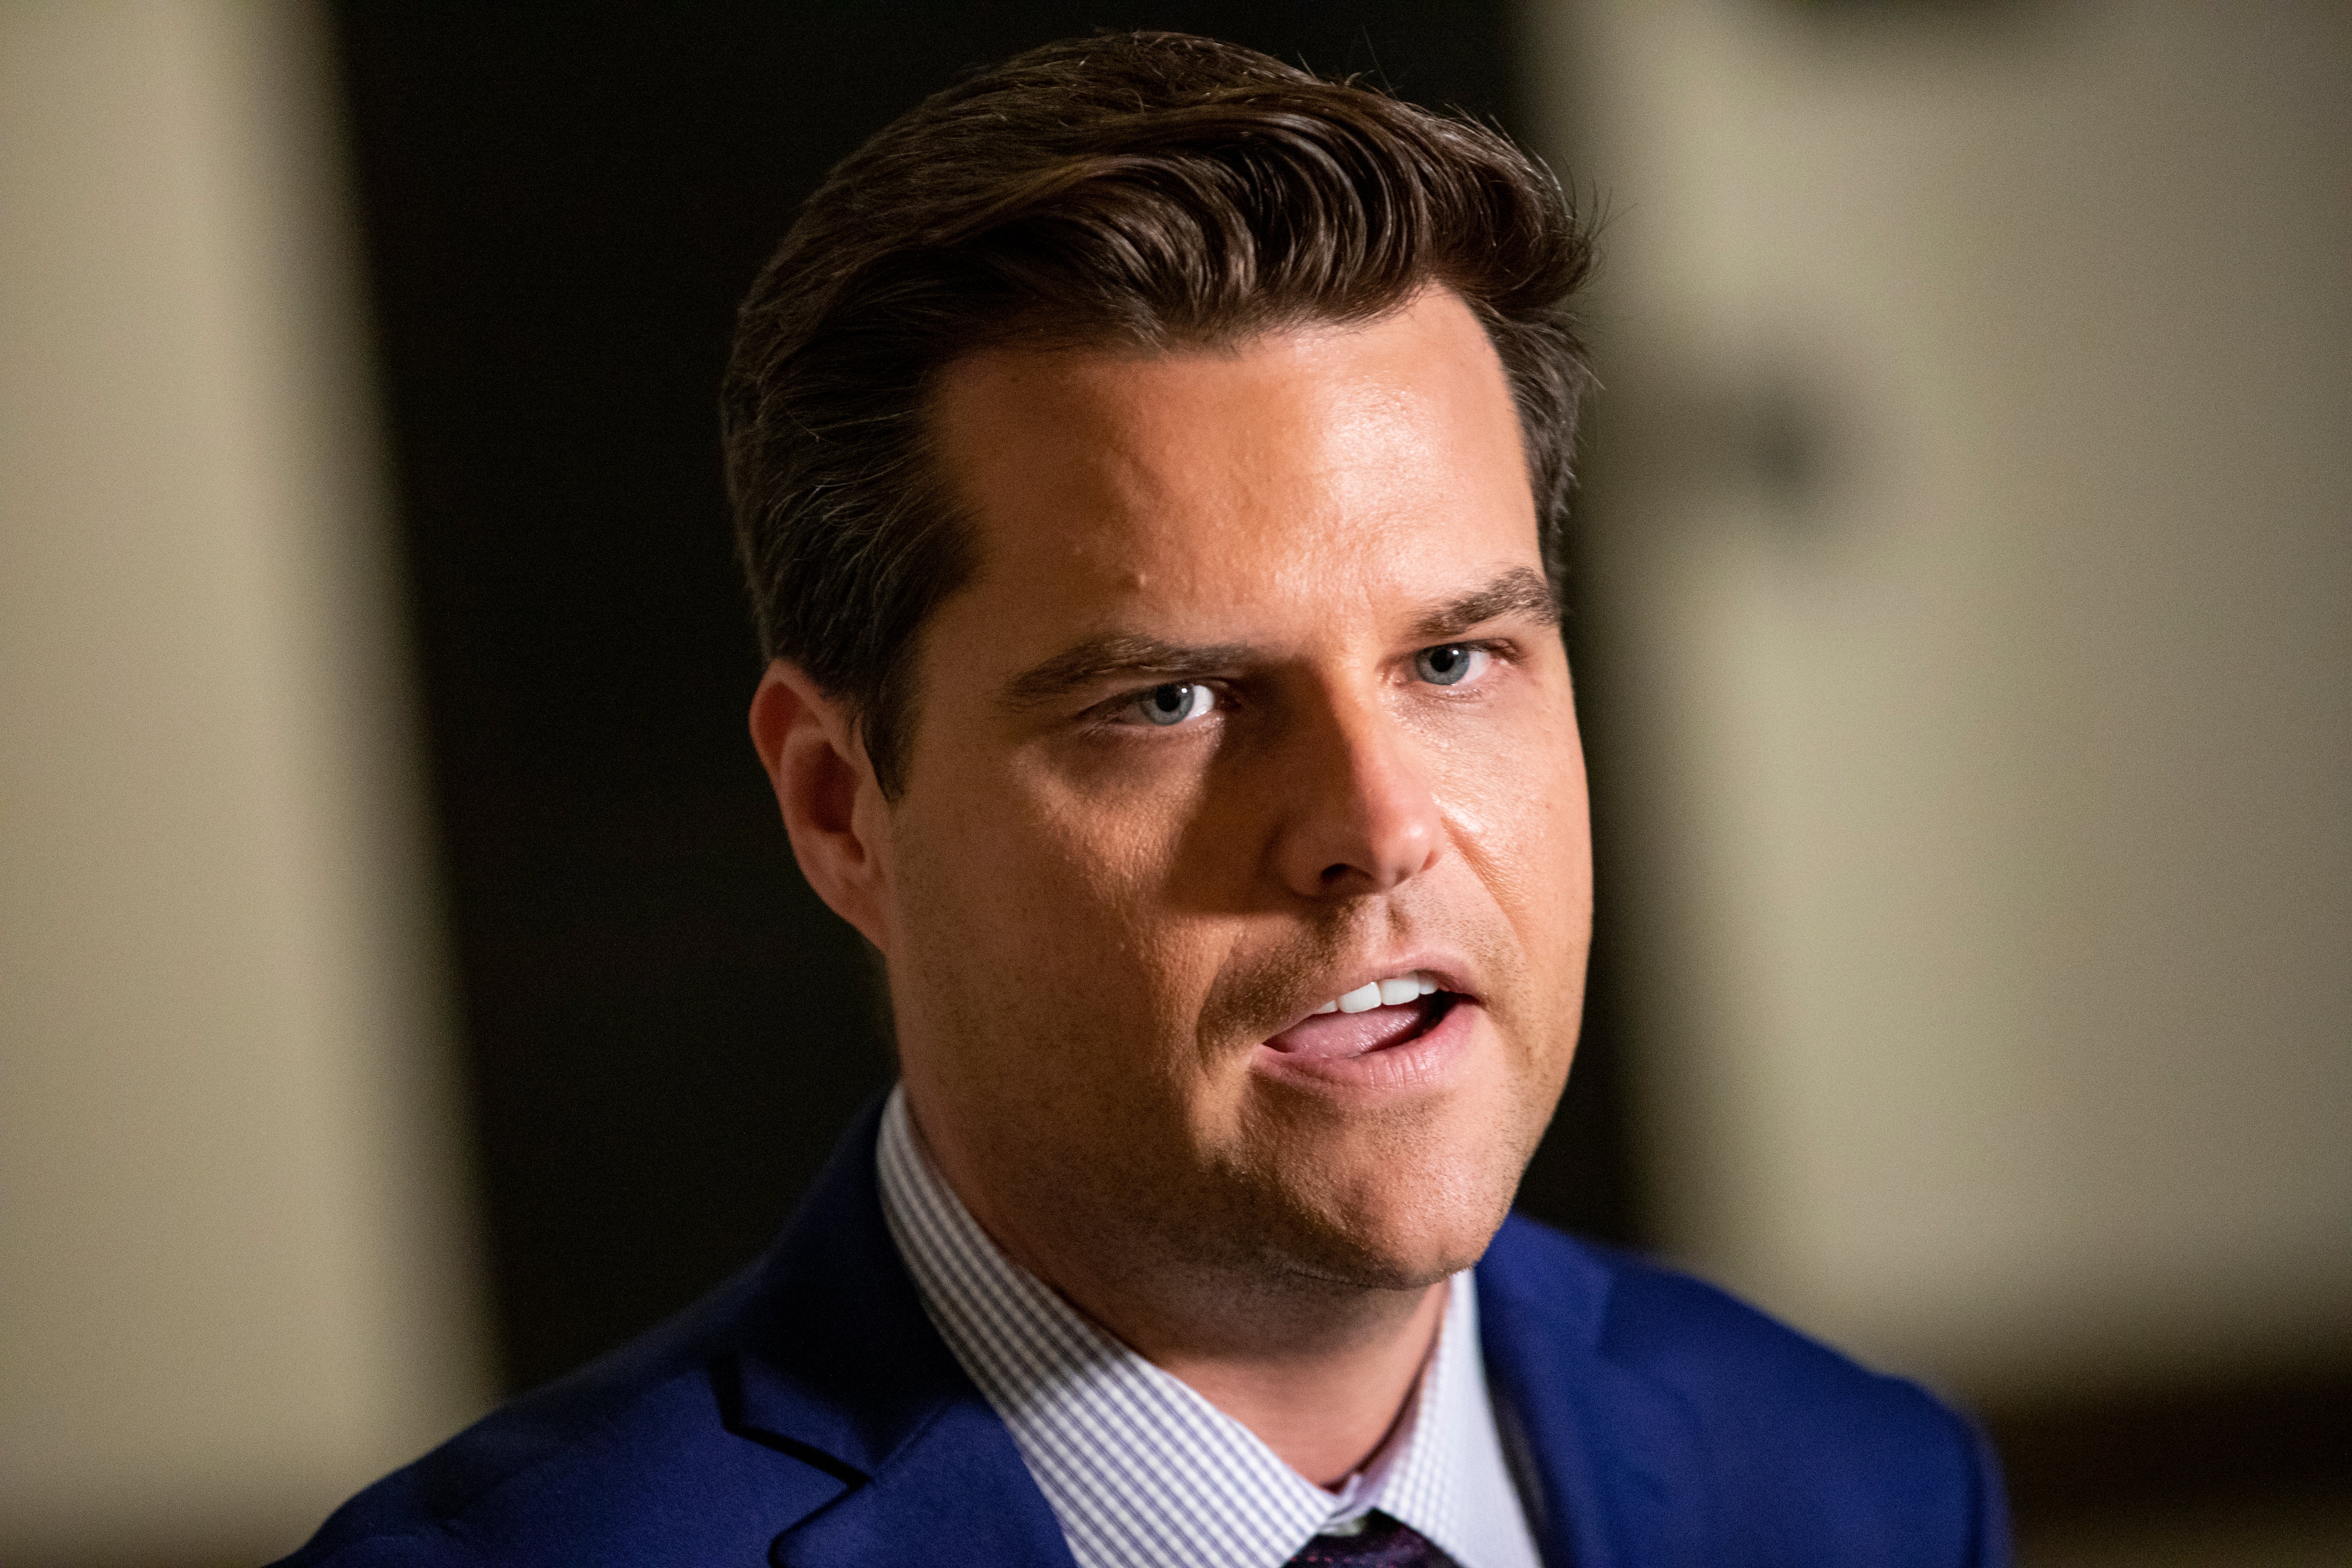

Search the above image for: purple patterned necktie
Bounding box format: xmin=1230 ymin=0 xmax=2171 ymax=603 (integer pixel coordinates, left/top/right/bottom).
xmin=1284 ymin=1511 xmax=1456 ymax=1566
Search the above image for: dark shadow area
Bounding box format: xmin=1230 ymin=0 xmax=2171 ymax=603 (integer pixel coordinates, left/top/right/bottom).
xmin=1517 ymin=386 xmax=1644 ymax=1254
xmin=329 ymin=0 xmax=1642 ymax=1397
xmin=1991 ymin=1363 xmax=2352 ymax=1545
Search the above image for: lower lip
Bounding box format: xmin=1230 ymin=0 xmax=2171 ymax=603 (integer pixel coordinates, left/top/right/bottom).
xmin=1251 ymin=994 xmax=1481 ymax=1093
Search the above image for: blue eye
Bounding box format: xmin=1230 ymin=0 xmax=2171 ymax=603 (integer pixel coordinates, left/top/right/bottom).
xmin=1414 ymin=644 xmax=1488 ymax=686
xmin=1130 ymin=681 xmax=1214 ymax=727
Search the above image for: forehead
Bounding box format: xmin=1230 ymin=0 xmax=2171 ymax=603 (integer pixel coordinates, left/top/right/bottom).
xmin=925 ymin=289 xmax=1538 ymax=634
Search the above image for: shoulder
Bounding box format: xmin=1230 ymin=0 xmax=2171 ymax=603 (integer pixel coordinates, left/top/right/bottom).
xmin=1485 ymin=1216 xmax=1955 ymax=1435
xmin=1479 ymin=1215 xmax=2009 ymax=1565
xmin=271 ymin=1263 xmax=849 ymax=1568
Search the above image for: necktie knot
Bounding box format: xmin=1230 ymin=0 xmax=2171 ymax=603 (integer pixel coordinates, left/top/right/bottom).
xmin=1284 ymin=1510 xmax=1455 ymax=1566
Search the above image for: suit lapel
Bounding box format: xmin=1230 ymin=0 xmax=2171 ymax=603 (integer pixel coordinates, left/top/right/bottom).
xmin=765 ymin=1392 xmax=1078 ymax=1568
xmin=718 ymin=1100 xmax=1077 ymax=1568
xmin=1477 ymin=1218 xmax=1715 ymax=1568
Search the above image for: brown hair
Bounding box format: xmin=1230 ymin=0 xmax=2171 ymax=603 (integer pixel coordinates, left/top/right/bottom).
xmin=722 ymin=31 xmax=1595 ymax=798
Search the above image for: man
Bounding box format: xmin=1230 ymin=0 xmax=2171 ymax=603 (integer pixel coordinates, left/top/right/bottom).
xmin=283 ymin=32 xmax=2006 ymax=1567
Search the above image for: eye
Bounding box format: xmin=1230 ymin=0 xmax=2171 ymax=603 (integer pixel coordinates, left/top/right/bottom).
xmin=1122 ymin=681 xmax=1216 ymax=727
xmin=1413 ymin=643 xmax=1489 ymax=687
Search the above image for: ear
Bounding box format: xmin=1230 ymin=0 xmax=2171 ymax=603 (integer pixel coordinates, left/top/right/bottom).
xmin=749 ymin=661 xmax=893 ymax=953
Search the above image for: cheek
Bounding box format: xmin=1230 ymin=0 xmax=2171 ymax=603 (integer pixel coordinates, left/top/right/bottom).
xmin=1016 ymin=740 xmax=1232 ymax=919
xmin=1432 ymin=708 xmax=1592 ymax=1055
xmin=908 ymin=750 xmax=1224 ymax=1027
xmin=1442 ymin=701 xmax=1589 ymax=888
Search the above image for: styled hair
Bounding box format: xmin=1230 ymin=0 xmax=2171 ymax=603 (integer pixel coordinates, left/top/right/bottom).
xmin=722 ymin=31 xmax=1595 ymax=797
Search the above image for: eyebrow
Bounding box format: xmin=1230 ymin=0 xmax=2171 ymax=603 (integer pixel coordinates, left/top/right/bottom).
xmin=1410 ymin=565 xmax=1560 ymax=641
xmin=996 ymin=564 xmax=1561 ymax=713
xmin=999 ymin=634 xmax=1256 ymax=712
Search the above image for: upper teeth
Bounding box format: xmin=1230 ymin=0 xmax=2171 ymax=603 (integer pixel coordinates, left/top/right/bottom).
xmin=1312 ymin=972 xmax=1441 ymax=1015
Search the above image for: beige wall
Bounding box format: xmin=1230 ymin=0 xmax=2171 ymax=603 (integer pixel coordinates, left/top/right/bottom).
xmin=1523 ymin=0 xmax=2351 ymax=1401
xmin=0 ymin=3 xmax=490 ymax=1561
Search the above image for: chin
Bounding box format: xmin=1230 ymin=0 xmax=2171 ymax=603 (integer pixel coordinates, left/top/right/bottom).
xmin=1274 ymin=1203 xmax=1506 ymax=1294
xmin=1244 ymin=1126 xmax=1527 ymax=1292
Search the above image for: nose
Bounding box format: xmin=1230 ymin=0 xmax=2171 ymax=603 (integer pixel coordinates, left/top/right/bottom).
xmin=1270 ymin=689 xmax=1445 ymax=900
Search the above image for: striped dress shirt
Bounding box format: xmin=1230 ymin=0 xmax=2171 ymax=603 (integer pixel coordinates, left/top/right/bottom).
xmin=876 ymin=1087 xmax=1546 ymax=1568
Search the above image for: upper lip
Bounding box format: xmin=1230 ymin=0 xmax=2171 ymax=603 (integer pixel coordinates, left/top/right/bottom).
xmin=1268 ymin=953 xmax=1479 ymax=1036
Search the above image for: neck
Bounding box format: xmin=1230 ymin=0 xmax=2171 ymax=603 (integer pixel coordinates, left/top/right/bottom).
xmin=1127 ymin=1275 xmax=1448 ymax=1487
xmin=908 ymin=1100 xmax=1448 ymax=1486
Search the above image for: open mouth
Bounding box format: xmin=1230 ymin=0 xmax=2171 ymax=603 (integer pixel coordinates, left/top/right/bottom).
xmin=1263 ymin=989 xmax=1463 ymax=1061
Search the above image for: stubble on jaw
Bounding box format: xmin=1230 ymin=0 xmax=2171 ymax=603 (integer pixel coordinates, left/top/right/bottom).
xmin=898 ymin=885 xmax=1573 ymax=1360
xmin=1015 ymin=1045 xmax=1558 ymax=1361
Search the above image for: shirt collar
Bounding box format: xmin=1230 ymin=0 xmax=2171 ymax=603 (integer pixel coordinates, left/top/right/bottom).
xmin=875 ymin=1087 xmax=1542 ymax=1568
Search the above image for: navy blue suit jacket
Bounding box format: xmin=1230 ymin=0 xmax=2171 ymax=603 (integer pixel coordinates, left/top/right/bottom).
xmin=279 ymin=1103 xmax=2008 ymax=1566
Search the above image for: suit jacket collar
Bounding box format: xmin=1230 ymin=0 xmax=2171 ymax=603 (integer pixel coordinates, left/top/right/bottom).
xmin=720 ymin=1098 xmax=1078 ymax=1566
xmin=1476 ymin=1216 xmax=1715 ymax=1568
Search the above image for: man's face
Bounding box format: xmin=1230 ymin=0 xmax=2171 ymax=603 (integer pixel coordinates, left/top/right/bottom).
xmin=878 ymin=288 xmax=1590 ymax=1297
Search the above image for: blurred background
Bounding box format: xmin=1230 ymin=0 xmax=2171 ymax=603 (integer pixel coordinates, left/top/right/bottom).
xmin=2 ymin=1 xmax=2343 ymax=1563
